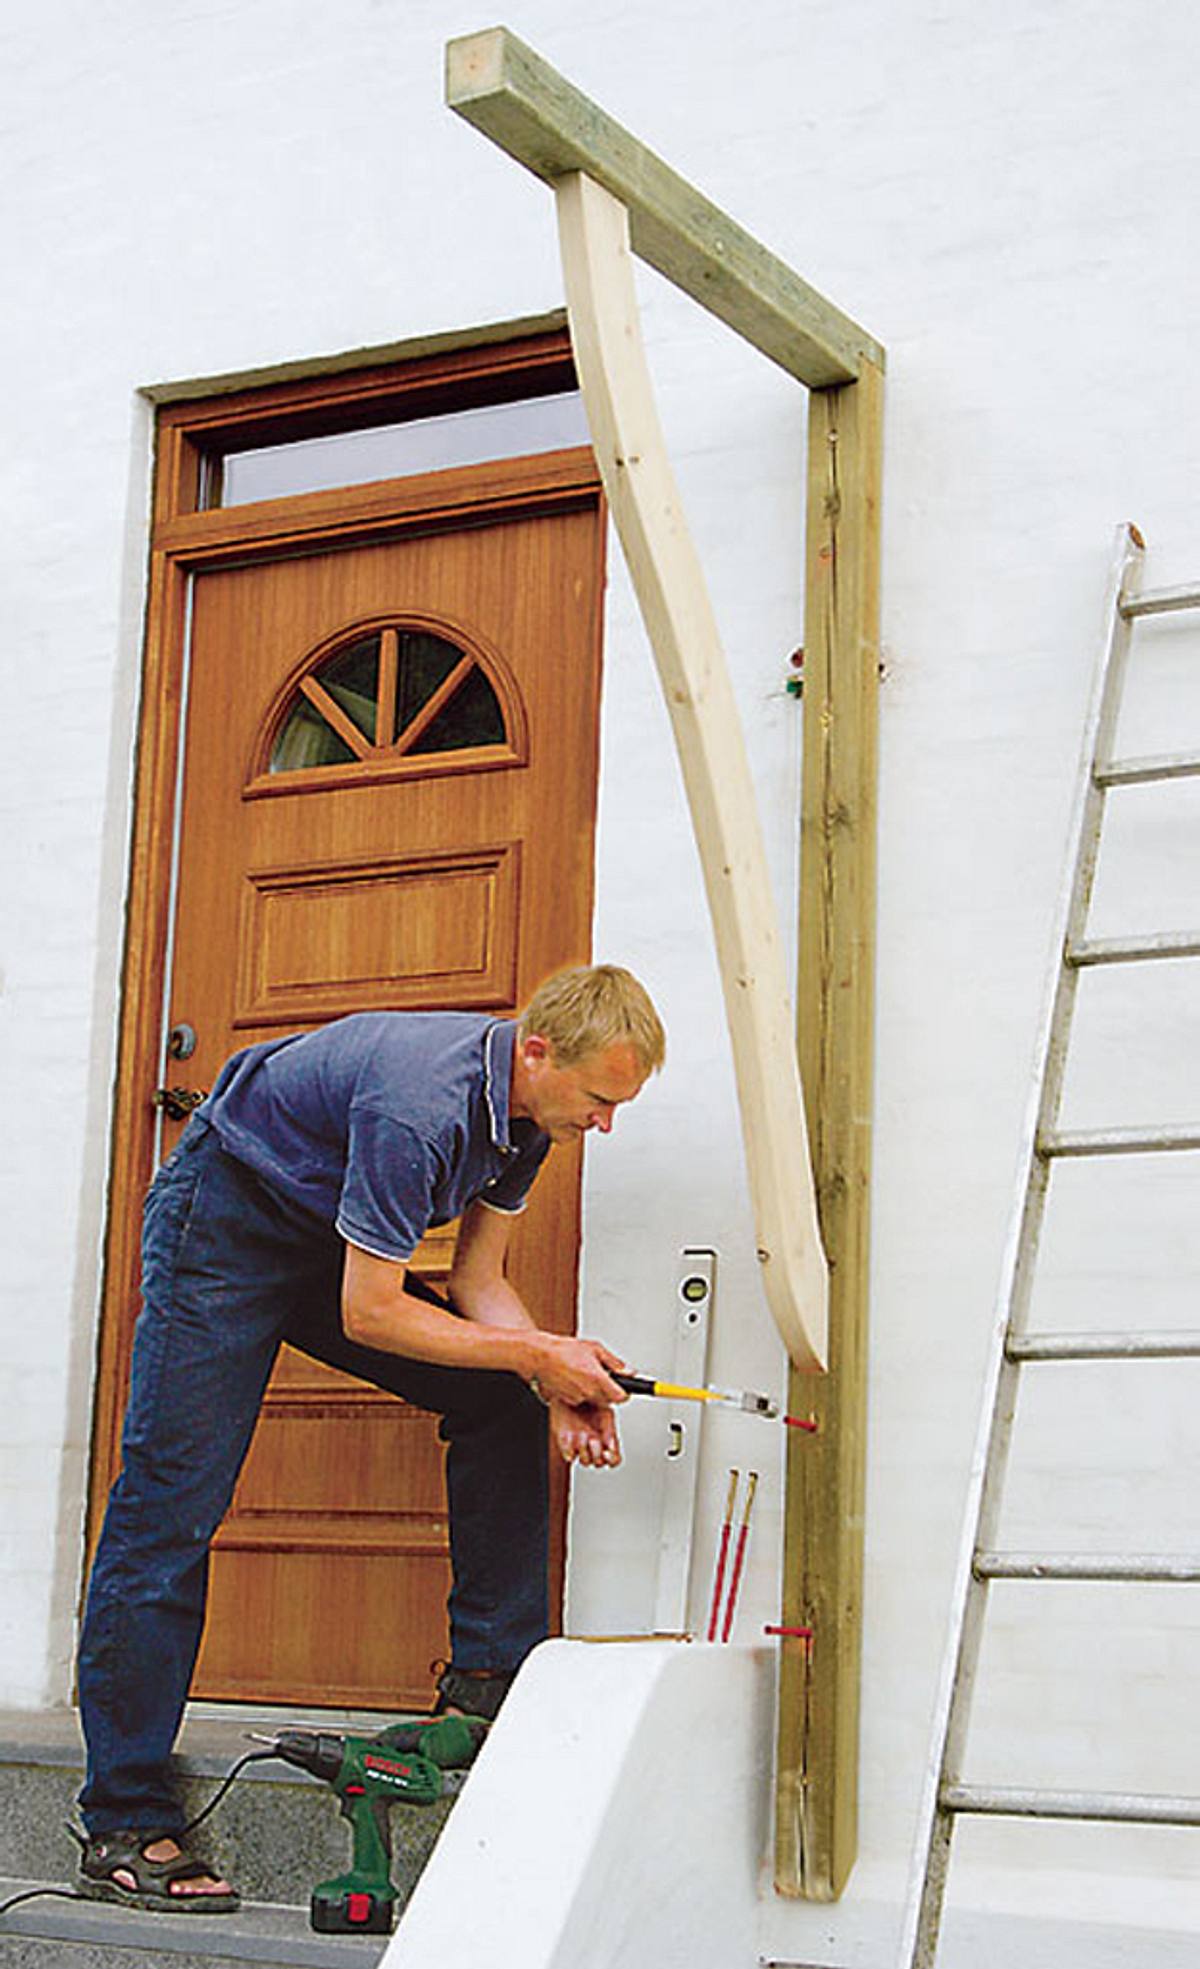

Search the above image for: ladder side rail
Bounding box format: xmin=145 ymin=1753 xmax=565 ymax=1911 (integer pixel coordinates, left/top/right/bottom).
xmin=899 ymin=1182 xmax=1045 ymax=1969
xmin=899 ymin=522 xmax=1145 ymax=1969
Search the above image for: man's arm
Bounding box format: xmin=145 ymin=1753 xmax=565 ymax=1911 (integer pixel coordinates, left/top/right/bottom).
xmin=447 ymin=1196 xmax=541 ymax=1332
xmin=451 ymin=1202 xmax=625 ymax=1467
xmin=340 ymin=1206 xmax=628 ymax=1417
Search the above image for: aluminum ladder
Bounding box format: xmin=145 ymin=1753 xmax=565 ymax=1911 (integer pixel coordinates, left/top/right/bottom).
xmin=900 ymin=522 xmax=1200 ymax=1967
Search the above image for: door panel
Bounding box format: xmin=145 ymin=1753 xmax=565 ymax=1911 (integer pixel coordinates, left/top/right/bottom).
xmin=152 ymin=480 xmax=604 ymax=1706
xmin=233 ymin=843 xmax=522 ymax=1027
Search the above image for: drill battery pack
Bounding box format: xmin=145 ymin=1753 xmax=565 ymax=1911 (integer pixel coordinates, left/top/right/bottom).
xmin=311 ymin=1881 xmax=397 ymax=1934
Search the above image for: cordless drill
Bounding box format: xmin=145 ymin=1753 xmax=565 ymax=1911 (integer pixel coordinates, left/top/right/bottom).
xmin=257 ymin=1717 xmax=485 ymax=1934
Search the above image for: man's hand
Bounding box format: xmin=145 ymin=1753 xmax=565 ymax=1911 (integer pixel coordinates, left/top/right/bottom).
xmin=526 ymin=1332 xmax=629 ymax=1408
xmin=549 ymin=1398 xmax=622 ymax=1468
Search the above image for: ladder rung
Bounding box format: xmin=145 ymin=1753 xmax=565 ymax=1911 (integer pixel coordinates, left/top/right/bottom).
xmin=974 ymin=1552 xmax=1200 ymax=1583
xmin=1067 ymin=931 xmax=1200 ymax=966
xmin=1096 ymin=750 xmax=1200 ymax=786
xmin=1039 ymin=1124 xmax=1200 ymax=1157
xmin=1120 ymin=582 xmax=1200 ymax=618
xmin=1008 ymin=1330 xmax=1200 ymax=1361
xmin=941 ymin=1784 xmax=1200 ymax=1826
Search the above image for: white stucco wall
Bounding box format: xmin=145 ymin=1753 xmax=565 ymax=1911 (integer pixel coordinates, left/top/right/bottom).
xmin=3 ymin=3 xmax=1198 ymax=1963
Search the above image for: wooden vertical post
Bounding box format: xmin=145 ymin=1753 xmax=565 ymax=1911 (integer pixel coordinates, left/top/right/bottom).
xmin=775 ymin=361 xmax=883 ymax=1897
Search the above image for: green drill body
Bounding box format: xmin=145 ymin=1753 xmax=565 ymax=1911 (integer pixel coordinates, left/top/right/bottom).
xmin=264 ymin=1718 xmax=484 ymax=1934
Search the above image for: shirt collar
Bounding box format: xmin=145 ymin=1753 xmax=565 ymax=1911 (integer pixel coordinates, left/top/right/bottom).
xmin=484 ymin=1020 xmax=517 ymax=1154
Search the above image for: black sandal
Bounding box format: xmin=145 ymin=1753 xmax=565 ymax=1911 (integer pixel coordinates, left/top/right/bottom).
xmin=71 ymin=1827 xmax=240 ymax=1915
xmin=432 ymin=1661 xmax=514 ymax=1723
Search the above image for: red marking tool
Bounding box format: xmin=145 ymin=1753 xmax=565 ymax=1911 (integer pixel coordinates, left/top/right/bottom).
xmin=720 ymin=1470 xmax=759 ymax=1643
xmin=707 ymin=1469 xmax=741 ymax=1642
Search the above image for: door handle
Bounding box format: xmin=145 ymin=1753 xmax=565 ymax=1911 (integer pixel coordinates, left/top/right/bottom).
xmin=168 ymin=1022 xmax=198 ymax=1061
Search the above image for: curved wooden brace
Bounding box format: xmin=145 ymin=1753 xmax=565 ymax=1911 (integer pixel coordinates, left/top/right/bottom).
xmin=555 ymin=170 xmax=829 ymax=1371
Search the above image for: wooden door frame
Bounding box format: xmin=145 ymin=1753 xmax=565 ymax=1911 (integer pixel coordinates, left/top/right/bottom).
xmin=89 ymin=326 xmax=603 ymax=1551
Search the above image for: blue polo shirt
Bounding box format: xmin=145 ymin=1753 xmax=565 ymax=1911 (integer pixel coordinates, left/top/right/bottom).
xmin=199 ymin=1013 xmax=550 ymax=1262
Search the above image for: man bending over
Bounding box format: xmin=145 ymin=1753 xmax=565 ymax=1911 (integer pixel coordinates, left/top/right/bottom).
xmin=75 ymin=963 xmax=665 ymax=1912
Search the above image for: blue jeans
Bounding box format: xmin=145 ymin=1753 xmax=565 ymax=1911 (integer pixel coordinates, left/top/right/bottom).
xmin=77 ymin=1119 xmax=548 ymax=1834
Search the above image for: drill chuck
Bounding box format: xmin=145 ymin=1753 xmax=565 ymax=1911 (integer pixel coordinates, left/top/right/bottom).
xmin=268 ymin=1729 xmax=345 ymax=1782
xmin=267 ymin=1728 xmax=443 ymax=1803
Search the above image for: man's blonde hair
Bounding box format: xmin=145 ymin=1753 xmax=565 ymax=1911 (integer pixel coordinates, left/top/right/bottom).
xmin=518 ymin=964 xmax=665 ymax=1074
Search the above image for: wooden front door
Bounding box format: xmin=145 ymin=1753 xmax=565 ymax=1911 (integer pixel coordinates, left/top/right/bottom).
xmin=93 ymin=365 xmax=605 ymax=1708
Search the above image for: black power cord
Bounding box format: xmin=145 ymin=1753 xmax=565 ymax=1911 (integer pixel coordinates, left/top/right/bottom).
xmin=0 ymin=1887 xmax=82 ymax=1919
xmin=179 ymin=1746 xmax=279 ymax=1837
xmin=0 ymin=1746 xmax=278 ymax=1922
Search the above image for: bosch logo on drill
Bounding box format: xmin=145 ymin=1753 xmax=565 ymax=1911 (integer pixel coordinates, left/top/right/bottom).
xmin=364 ymin=1752 xmax=413 ymax=1782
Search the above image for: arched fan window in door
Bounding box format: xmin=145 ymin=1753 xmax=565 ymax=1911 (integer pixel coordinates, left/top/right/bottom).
xmin=269 ymin=624 xmax=512 ymax=774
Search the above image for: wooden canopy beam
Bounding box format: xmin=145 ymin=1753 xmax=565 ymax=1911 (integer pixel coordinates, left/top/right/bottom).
xmin=446 ymin=27 xmax=884 ymax=390
xmin=446 ymin=26 xmax=882 ymax=1901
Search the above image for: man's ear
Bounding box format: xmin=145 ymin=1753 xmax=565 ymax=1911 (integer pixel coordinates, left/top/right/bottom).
xmin=521 ymin=1032 xmax=552 ymax=1068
